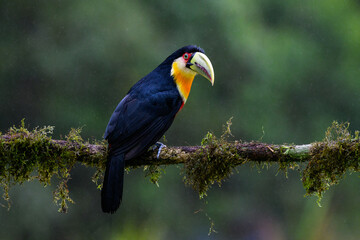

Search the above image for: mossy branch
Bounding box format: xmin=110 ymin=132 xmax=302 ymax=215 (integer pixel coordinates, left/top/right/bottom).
xmin=0 ymin=120 xmax=359 ymax=212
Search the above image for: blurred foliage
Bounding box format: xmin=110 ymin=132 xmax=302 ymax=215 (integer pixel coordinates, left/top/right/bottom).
xmin=1 ymin=0 xmax=360 ymax=239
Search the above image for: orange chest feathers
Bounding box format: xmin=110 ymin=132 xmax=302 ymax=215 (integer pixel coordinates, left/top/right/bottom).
xmin=171 ymin=61 xmax=196 ymax=102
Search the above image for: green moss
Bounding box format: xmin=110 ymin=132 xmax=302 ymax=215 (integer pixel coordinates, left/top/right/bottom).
xmin=2 ymin=119 xmax=358 ymax=213
xmin=276 ymin=146 xmax=301 ymax=178
xmin=143 ymin=165 xmax=165 ymax=187
xmin=183 ymin=118 xmax=245 ymax=198
xmin=65 ymin=127 xmax=84 ymax=143
xmin=53 ymin=178 xmax=74 ymax=213
xmin=0 ymin=121 xmax=106 ymax=212
xmin=303 ymin=121 xmax=360 ymax=202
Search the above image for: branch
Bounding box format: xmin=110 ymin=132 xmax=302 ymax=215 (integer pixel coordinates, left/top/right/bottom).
xmin=0 ymin=136 xmax=313 ymax=166
xmin=0 ymin=121 xmax=359 ymax=212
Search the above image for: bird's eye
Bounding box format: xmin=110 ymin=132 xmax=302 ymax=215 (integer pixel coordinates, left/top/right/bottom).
xmin=183 ymin=53 xmax=190 ymax=60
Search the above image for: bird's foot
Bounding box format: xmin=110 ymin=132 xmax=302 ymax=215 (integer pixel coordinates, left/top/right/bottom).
xmin=152 ymin=142 xmax=166 ymax=159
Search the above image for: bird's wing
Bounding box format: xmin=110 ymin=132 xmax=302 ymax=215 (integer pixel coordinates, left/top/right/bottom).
xmin=104 ymin=91 xmax=182 ymax=158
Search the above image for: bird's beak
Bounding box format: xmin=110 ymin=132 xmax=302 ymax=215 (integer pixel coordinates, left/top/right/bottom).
xmin=188 ymin=52 xmax=215 ymax=86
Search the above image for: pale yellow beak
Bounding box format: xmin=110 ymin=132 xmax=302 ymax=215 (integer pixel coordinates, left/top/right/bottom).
xmin=189 ymin=52 xmax=215 ymax=86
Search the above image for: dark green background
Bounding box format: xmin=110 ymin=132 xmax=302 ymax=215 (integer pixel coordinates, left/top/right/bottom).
xmin=1 ymin=0 xmax=360 ymax=239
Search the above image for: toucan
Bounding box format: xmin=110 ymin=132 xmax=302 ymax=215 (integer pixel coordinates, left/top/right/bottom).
xmin=102 ymin=45 xmax=215 ymax=213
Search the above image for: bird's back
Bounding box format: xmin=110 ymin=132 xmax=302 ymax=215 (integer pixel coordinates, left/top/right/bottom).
xmin=104 ymin=66 xmax=183 ymax=160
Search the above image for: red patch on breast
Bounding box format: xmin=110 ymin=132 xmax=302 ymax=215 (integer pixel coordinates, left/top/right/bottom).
xmin=176 ymin=102 xmax=185 ymax=116
xmin=179 ymin=101 xmax=185 ymax=111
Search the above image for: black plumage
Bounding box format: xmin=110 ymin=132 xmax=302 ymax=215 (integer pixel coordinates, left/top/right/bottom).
xmin=101 ymin=45 xmax=205 ymax=213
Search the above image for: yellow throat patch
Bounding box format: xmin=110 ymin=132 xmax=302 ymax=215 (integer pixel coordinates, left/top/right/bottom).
xmin=171 ymin=60 xmax=196 ymax=102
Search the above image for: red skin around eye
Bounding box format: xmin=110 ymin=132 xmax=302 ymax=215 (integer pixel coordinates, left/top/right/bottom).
xmin=182 ymin=53 xmax=192 ymax=62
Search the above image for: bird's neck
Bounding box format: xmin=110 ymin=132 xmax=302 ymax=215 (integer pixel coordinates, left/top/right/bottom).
xmin=171 ymin=61 xmax=196 ymax=102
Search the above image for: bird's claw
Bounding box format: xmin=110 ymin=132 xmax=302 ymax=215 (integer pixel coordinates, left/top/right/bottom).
xmin=152 ymin=142 xmax=166 ymax=159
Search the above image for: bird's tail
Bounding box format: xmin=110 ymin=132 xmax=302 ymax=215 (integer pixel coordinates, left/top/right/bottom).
xmin=101 ymin=151 xmax=125 ymax=213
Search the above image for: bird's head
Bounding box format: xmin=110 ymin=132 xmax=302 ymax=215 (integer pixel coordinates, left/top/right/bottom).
xmin=163 ymin=45 xmax=215 ymax=102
